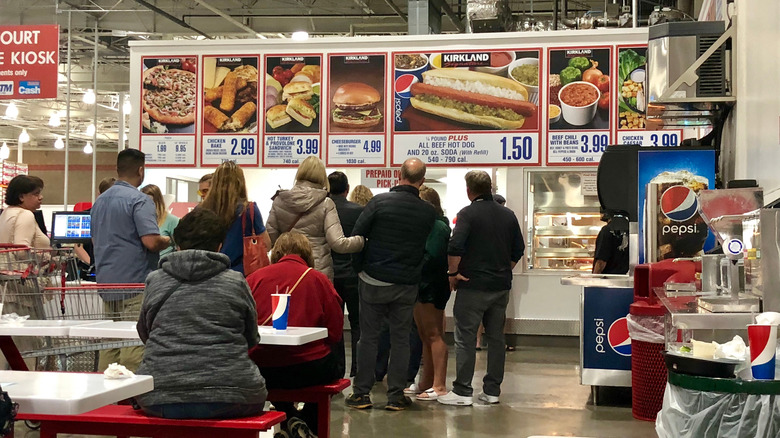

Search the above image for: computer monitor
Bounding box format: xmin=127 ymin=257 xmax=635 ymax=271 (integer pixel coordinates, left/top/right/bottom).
xmin=51 ymin=211 xmax=92 ymax=244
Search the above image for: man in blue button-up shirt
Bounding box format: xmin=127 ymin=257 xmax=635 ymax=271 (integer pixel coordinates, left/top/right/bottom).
xmin=91 ymin=148 xmax=171 ymax=372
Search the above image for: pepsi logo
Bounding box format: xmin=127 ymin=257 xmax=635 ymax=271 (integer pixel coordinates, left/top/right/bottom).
xmin=608 ymin=317 xmax=631 ymax=356
xmin=660 ymin=185 xmax=699 ymax=222
xmin=394 ymin=74 xmax=419 ymax=98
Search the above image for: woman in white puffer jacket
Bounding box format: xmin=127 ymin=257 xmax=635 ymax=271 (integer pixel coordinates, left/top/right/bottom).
xmin=266 ymin=156 xmax=364 ymax=281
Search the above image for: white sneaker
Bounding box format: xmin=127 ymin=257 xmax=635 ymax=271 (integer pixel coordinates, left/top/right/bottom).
xmin=437 ymin=391 xmax=473 ymax=406
xmin=477 ymin=392 xmax=499 ymax=404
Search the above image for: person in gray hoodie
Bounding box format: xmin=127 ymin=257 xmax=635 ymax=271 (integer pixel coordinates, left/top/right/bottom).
xmin=135 ymin=208 xmax=267 ymax=419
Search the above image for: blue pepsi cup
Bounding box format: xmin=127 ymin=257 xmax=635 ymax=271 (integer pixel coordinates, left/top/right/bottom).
xmin=748 ymin=324 xmax=777 ymax=380
xmin=271 ymin=294 xmax=289 ymax=330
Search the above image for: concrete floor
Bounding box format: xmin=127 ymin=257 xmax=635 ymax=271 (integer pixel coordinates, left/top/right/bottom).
xmin=13 ymin=343 xmax=659 ymax=438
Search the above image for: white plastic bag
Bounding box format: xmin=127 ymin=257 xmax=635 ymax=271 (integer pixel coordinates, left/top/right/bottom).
xmin=627 ymin=313 xmax=665 ymax=343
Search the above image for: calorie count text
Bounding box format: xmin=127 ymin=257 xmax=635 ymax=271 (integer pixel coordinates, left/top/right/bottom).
xmin=549 ymin=132 xmax=610 ymax=163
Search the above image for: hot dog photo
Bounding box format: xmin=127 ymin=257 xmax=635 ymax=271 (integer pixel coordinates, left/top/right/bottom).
xmin=202 ymin=56 xmax=259 ymax=134
xmin=548 ymin=47 xmax=611 ymax=131
xmin=328 ymin=54 xmax=385 ymax=133
xmin=393 ymin=50 xmax=540 ymax=132
xmin=264 ymin=55 xmax=322 ymax=133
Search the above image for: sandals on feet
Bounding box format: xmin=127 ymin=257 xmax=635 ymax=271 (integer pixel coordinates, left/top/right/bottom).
xmin=403 ymin=383 xmax=422 ymax=395
xmin=416 ymin=388 xmax=444 ymax=401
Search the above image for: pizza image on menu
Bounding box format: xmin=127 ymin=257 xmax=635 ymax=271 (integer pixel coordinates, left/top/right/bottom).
xmin=203 ymin=56 xmax=259 ymax=133
xmin=142 ymin=57 xmax=197 ymax=134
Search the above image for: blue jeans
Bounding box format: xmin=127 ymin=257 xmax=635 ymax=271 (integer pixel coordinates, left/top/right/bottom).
xmin=141 ymin=402 xmax=264 ymax=419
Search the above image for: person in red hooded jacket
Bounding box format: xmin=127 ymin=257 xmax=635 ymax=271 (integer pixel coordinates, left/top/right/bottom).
xmin=247 ymin=231 xmax=343 ymax=437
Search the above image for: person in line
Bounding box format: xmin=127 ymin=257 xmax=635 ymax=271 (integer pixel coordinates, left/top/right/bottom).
xmin=0 ymin=175 xmax=49 ymax=370
xmin=141 ymin=184 xmax=179 ymax=257
xmin=345 ymin=158 xmax=436 ymax=411
xmin=0 ymin=175 xmax=49 ymax=248
xmin=136 ymin=208 xmax=267 ymax=419
xmin=91 ymin=149 xmax=170 ymax=372
xmin=477 ymin=192 xmax=510 ymax=352
xmin=198 ymin=173 xmax=213 ymax=202
xmin=411 ymin=185 xmax=452 ymax=401
xmin=266 ymin=156 xmax=363 ymax=282
xmin=438 ymin=171 xmax=524 ymax=407
xmin=247 ymin=231 xmax=343 ymax=437
xmin=200 ymin=161 xmax=271 ymax=275
xmin=327 ymin=171 xmax=363 ymax=377
xmin=348 ymin=184 xmax=373 ymax=207
xmin=592 ymin=209 xmax=630 ymax=275
xmin=74 ymin=177 xmax=116 ymax=273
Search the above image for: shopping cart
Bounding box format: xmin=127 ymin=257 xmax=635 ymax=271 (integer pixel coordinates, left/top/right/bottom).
xmin=0 ymin=245 xmax=145 ymax=371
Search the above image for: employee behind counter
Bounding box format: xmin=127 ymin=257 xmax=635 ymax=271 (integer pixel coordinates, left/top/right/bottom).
xmin=592 ymin=209 xmax=629 ymax=275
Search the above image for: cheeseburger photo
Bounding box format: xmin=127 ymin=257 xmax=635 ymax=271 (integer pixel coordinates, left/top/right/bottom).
xmin=331 ymin=82 xmax=382 ymax=129
xmin=409 ymin=68 xmax=535 ymax=130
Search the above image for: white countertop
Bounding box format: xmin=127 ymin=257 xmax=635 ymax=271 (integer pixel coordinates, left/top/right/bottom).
xmin=68 ymin=321 xmax=139 ymax=339
xmin=257 ymin=326 xmax=327 ymax=346
xmin=0 ymin=320 xmax=112 ymax=337
xmin=0 ymin=370 xmax=153 ymax=415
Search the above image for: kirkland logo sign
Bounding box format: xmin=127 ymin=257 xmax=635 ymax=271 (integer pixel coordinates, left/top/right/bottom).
xmin=0 ymin=81 xmax=12 ymax=95
xmin=18 ymin=80 xmax=40 ymax=95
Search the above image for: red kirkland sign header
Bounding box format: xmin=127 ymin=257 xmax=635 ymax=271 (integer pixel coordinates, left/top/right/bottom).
xmin=0 ymin=25 xmax=59 ymax=100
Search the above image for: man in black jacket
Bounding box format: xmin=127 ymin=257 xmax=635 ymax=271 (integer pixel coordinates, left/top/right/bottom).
xmin=346 ymin=158 xmax=435 ymax=411
xmin=438 ymin=170 xmax=524 ymax=407
xmin=328 ymin=171 xmax=364 ymax=378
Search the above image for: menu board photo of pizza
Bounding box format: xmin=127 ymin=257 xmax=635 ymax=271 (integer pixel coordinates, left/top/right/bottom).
xmin=391 ymin=49 xmax=542 ymax=167
xmin=140 ymin=56 xmax=198 ymax=166
xmin=141 ymin=57 xmax=197 ymax=134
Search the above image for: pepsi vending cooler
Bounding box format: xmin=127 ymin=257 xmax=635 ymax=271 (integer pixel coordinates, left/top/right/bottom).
xmin=580 ymin=285 xmax=635 ymax=388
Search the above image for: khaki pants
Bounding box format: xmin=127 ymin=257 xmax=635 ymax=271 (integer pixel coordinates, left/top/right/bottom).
xmin=98 ymin=294 xmax=144 ymax=372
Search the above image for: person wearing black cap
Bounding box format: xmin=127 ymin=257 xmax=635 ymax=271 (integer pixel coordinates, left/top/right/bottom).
xmin=592 ymin=209 xmax=629 ymax=275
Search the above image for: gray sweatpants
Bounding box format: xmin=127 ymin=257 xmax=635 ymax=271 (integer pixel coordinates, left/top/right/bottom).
xmin=353 ymin=280 xmax=417 ymax=402
xmin=452 ymin=288 xmax=510 ymax=397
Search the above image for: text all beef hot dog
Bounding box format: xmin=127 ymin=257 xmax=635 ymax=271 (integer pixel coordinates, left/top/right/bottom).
xmin=409 ymin=68 xmax=536 ymax=130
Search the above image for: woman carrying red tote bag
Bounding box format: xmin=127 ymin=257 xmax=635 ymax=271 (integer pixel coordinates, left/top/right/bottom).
xmin=242 ymin=202 xmax=270 ymax=276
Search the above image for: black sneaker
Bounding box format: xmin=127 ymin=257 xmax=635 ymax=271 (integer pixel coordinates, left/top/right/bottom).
xmin=288 ymin=417 xmax=317 ymax=438
xmin=345 ymin=393 xmax=373 ymax=409
xmin=385 ymin=396 xmax=413 ymax=411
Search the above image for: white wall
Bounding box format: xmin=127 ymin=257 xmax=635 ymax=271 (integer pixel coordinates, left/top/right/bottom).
xmin=733 ymin=0 xmax=780 ymax=200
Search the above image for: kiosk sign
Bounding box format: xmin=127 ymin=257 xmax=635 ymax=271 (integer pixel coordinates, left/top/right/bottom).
xmin=0 ymin=25 xmax=59 ymax=100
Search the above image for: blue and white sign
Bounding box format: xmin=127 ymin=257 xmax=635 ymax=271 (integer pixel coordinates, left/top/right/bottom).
xmin=141 ymin=136 xmax=195 ymax=166
xmin=548 ymin=131 xmax=610 ymax=164
xmin=264 ymin=134 xmax=320 ymax=167
xmin=327 ymin=135 xmax=385 ymax=166
xmin=617 ymin=130 xmax=682 ymax=147
xmin=202 ymin=135 xmax=258 ymax=166
xmin=393 ymin=133 xmax=539 ymax=166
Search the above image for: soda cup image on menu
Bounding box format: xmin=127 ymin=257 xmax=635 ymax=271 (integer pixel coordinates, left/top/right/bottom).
xmin=748 ymin=324 xmax=777 ymax=380
xmin=393 ymin=53 xmax=429 ymax=131
xmin=271 ymin=294 xmax=290 ymax=330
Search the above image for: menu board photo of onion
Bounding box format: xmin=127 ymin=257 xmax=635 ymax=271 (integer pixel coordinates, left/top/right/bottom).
xmin=264 ymin=55 xmax=322 ymax=133
xmin=328 ymin=54 xmax=385 ymax=133
xmin=392 ymin=50 xmax=540 ymax=132
xmin=548 ymin=48 xmax=611 ymax=131
xmin=142 ymin=57 xmax=198 ymax=134
xmin=202 ymin=56 xmax=258 ymax=134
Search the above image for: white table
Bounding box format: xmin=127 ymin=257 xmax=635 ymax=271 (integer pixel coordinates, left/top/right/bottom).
xmin=0 ymin=370 xmax=153 ymax=415
xmin=70 ymin=321 xmax=328 ymax=346
xmin=68 ymin=321 xmax=139 ymax=339
xmin=257 ymin=327 xmax=327 ymax=346
xmin=0 ymin=319 xmax=112 ymax=337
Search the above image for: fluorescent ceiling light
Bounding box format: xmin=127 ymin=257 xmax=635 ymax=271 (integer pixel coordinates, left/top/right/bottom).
xmin=58 ymin=73 xmax=68 ymax=83
xmin=292 ymin=31 xmax=309 ymax=40
xmin=18 ymin=129 xmax=30 ymax=144
xmin=54 ymin=137 xmax=64 ymax=149
xmin=83 ymin=141 xmax=93 ymax=154
xmin=83 ymin=89 xmax=96 ymax=105
xmin=5 ymin=102 xmax=18 ymax=119
xmin=0 ymin=142 xmax=8 ymax=160
xmin=48 ymin=111 xmax=61 ymax=127
xmin=86 ymin=124 xmax=96 ymax=136
xmin=123 ymin=99 xmax=132 ymax=115
xmin=256 ymin=33 xmax=268 ymax=39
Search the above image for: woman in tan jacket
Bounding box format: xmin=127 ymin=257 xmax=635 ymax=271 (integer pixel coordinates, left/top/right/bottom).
xmin=266 ymin=156 xmax=363 ymax=281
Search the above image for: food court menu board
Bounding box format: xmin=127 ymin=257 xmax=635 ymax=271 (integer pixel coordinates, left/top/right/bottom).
xmin=201 ymin=56 xmax=259 ymax=166
xmin=614 ymin=45 xmax=682 ymax=147
xmin=391 ymin=49 xmax=542 ymax=167
xmin=140 ymin=56 xmax=198 ymax=166
xmin=547 ymin=47 xmax=612 ymax=165
xmin=262 ymin=55 xmax=323 ymax=167
xmin=326 ymin=54 xmax=387 ymax=167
